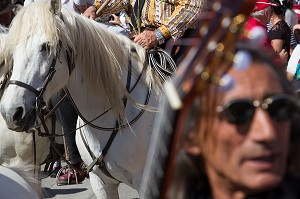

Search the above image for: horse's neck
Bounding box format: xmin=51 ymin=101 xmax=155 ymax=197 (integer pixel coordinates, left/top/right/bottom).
xmin=65 ymin=16 xmax=151 ymax=124
xmin=67 ymin=71 xmax=108 ymax=119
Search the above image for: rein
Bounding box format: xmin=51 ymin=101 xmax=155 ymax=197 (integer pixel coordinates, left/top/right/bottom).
xmin=64 ymin=61 xmax=151 ymax=132
xmin=33 ymin=54 xmax=151 ymax=139
xmin=78 ymin=51 xmax=139 ymax=180
xmin=4 ymin=26 xmax=173 ymax=182
xmin=147 ymin=47 xmax=177 ymax=81
xmin=78 ymin=48 xmax=176 ymax=179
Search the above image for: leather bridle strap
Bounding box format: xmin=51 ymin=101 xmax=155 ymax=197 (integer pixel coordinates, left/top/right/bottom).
xmin=7 ymin=57 xmax=57 ymax=137
xmin=64 ymin=56 xmax=150 ymax=132
xmin=7 ymin=52 xmax=58 ymax=99
xmin=80 ymin=130 xmax=120 ymax=182
xmin=80 ymin=52 xmax=134 ymax=182
xmin=5 ymin=40 xmax=75 ymax=138
xmin=36 ymin=60 xmax=57 ymax=100
xmin=8 ymin=60 xmax=55 ymax=99
xmin=8 ymin=80 xmax=40 ymax=96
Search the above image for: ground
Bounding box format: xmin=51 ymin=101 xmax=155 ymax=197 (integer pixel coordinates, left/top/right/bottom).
xmin=41 ymin=162 xmax=139 ymax=199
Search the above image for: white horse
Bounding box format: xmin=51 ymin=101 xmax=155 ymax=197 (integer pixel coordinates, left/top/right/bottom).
xmin=0 ymin=1 xmax=163 ymax=198
xmin=0 ymin=25 xmax=49 ymax=197
xmin=0 ymin=164 xmax=40 ymax=199
xmin=0 ymin=115 xmax=50 ymax=190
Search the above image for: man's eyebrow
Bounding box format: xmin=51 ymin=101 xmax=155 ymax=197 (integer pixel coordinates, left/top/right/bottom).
xmin=262 ymin=92 xmax=283 ymax=99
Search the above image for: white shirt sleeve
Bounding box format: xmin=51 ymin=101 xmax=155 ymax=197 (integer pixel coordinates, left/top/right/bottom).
xmin=73 ymin=0 xmax=94 ymax=6
xmin=287 ymin=44 xmax=300 ymax=75
xmin=73 ymin=0 xmax=87 ymax=5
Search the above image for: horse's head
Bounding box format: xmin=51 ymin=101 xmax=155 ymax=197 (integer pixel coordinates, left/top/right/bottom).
xmin=0 ymin=1 xmax=72 ymax=131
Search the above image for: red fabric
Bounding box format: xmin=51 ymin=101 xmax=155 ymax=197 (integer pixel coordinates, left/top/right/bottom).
xmin=253 ymin=0 xmax=277 ymax=12
xmin=293 ymin=4 xmax=300 ymax=10
xmin=244 ymin=17 xmax=272 ymax=49
xmin=243 ymin=17 xmax=283 ymax=69
xmin=293 ymin=4 xmax=300 ymax=23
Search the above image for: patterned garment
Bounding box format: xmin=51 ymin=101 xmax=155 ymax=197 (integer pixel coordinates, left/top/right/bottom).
xmin=93 ymin=0 xmax=206 ymax=39
xmin=267 ymin=21 xmax=297 ymax=48
xmin=135 ymin=0 xmax=207 ymax=39
xmin=268 ymin=20 xmax=291 ymax=59
xmin=94 ymin=0 xmax=129 ymax=21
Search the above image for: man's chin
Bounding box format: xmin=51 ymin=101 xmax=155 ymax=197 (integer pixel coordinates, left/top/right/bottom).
xmin=242 ymin=173 xmax=283 ymax=193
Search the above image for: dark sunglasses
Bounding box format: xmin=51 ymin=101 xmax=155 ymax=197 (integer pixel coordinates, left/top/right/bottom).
xmin=216 ymin=94 xmax=298 ymax=124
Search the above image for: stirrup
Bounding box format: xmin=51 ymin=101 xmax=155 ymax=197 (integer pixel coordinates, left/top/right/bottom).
xmin=56 ymin=165 xmax=79 ymax=185
xmin=56 ymin=163 xmax=87 ymax=185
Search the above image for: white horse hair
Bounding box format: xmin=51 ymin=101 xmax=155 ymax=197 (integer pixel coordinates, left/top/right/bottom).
xmin=3 ymin=0 xmax=160 ymax=119
xmin=0 ymin=25 xmax=8 ymax=73
xmin=0 ymin=1 xmax=163 ymax=198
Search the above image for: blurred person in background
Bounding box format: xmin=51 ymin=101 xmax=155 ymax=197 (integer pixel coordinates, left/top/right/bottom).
xmin=268 ymin=0 xmax=291 ymax=63
xmin=165 ymin=40 xmax=300 ymax=199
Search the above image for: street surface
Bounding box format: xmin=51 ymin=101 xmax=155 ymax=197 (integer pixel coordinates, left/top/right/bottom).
xmin=41 ymin=163 xmax=139 ymax=199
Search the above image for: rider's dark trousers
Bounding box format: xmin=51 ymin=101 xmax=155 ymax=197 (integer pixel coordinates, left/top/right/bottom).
xmin=52 ymin=90 xmax=81 ymax=165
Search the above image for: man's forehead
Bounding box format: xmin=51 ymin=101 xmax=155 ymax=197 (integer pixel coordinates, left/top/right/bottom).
xmin=220 ymin=62 xmax=282 ymax=101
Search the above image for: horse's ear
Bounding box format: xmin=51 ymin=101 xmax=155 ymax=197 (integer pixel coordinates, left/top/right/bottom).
xmin=50 ymin=0 xmax=61 ymax=15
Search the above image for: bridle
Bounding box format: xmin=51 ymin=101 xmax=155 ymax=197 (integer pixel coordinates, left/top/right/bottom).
xmin=5 ymin=40 xmax=73 ymax=134
xmin=5 ymin=33 xmax=175 ymax=181
xmin=4 ymin=41 xmax=82 ymax=176
xmin=5 ymin=40 xmax=152 ymax=137
xmin=7 ymin=45 xmax=60 ymax=137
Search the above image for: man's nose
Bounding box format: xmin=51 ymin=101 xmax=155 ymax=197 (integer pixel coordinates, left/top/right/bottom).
xmin=249 ymin=108 xmax=277 ymax=142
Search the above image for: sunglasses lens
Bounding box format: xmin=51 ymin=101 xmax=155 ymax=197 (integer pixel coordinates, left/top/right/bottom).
xmin=267 ymin=97 xmax=296 ymax=121
xmin=224 ymin=100 xmax=255 ymax=124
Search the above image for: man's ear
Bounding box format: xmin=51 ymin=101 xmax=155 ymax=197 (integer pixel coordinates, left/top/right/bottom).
xmin=183 ymin=129 xmax=201 ymax=156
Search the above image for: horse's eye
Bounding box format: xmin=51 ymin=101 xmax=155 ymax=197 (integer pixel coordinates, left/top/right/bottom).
xmin=40 ymin=42 xmax=50 ymax=52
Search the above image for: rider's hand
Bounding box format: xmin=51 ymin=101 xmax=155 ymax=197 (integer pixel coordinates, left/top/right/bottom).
xmin=83 ymin=5 xmax=97 ymax=20
xmin=133 ymin=30 xmax=157 ymax=49
xmin=109 ymin=14 xmax=121 ymax=25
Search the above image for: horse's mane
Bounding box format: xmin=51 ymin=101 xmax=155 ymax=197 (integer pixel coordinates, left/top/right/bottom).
xmin=0 ymin=25 xmax=9 ymax=96
xmin=5 ymin=1 xmax=161 ymax=120
xmin=0 ymin=25 xmax=8 ymax=56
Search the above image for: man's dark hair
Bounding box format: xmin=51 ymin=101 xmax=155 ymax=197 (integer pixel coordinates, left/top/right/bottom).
xmin=271 ymin=0 xmax=288 ymax=15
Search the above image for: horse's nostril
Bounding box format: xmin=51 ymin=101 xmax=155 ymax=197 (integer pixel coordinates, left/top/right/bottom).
xmin=13 ymin=107 xmax=24 ymax=122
